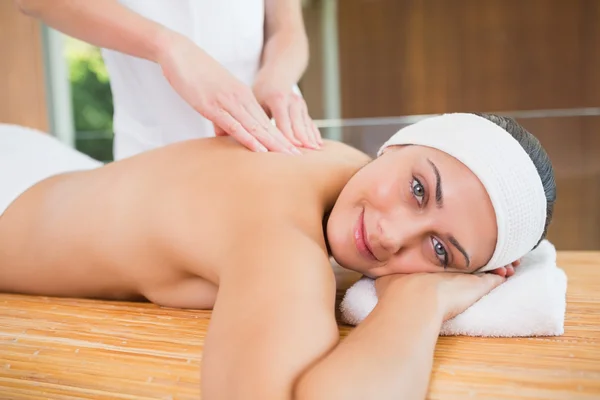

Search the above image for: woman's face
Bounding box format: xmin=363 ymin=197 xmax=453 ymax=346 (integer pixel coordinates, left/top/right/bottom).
xmin=327 ymin=145 xmax=498 ymax=278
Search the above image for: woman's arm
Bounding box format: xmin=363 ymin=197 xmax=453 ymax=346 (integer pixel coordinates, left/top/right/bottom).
xmin=200 ymin=222 xmax=504 ymax=399
xmin=15 ymin=0 xmax=168 ymax=63
xmin=295 ymin=273 xmax=506 ymax=400
xmin=295 ymin=278 xmax=443 ymax=399
xmin=14 ymin=0 xmax=299 ymax=154
xmin=256 ymin=0 xmax=309 ymax=95
xmin=200 ymin=231 xmax=340 ymax=399
xmin=251 ymin=0 xmax=321 ymax=149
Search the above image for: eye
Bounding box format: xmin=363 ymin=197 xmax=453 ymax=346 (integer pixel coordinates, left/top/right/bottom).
xmin=410 ymin=177 xmax=426 ymax=206
xmin=431 ymin=237 xmax=449 ymax=268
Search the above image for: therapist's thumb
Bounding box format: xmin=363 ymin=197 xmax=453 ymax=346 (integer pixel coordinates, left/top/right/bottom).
xmin=214 ymin=123 xmax=227 ymax=136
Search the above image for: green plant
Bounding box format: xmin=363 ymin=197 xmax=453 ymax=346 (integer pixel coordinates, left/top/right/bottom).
xmin=65 ymin=38 xmax=114 ymax=161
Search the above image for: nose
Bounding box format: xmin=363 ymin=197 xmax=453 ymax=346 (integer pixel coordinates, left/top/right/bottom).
xmin=376 ymin=212 xmax=427 ymax=259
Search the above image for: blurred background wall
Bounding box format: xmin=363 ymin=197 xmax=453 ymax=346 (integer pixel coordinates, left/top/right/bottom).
xmin=1 ymin=0 xmax=599 ymax=251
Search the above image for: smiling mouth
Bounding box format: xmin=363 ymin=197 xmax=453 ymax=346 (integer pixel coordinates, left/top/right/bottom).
xmin=354 ymin=208 xmax=377 ymax=261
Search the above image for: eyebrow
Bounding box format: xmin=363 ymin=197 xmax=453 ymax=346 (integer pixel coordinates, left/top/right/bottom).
xmin=449 ymin=236 xmax=471 ymax=269
xmin=426 ymin=158 xmax=471 ymax=269
xmin=427 ymin=159 xmax=443 ymax=208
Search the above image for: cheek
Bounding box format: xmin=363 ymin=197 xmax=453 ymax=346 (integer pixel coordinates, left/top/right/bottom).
xmin=327 ymin=191 xmax=360 ymax=258
xmin=352 ymin=158 xmax=407 ymax=208
xmin=366 ymin=174 xmax=414 ymax=214
xmin=373 ymin=177 xmax=399 ymax=203
xmin=327 ymin=206 xmax=350 ymax=247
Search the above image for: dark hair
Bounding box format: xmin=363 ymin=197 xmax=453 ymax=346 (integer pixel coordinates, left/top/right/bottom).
xmin=475 ymin=113 xmax=556 ymax=248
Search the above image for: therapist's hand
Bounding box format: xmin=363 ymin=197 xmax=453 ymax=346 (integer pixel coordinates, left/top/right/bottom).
xmin=253 ymin=79 xmax=323 ymax=150
xmin=157 ymin=33 xmax=301 ymax=155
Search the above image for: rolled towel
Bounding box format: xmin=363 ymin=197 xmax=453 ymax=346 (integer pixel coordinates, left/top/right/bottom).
xmin=339 ymin=240 xmax=567 ymax=337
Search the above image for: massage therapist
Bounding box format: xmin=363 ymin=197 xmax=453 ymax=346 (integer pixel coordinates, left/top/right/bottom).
xmin=16 ymin=0 xmax=322 ymax=159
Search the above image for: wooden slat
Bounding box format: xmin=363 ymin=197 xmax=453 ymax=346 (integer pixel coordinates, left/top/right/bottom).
xmin=0 ymin=252 xmax=599 ymax=399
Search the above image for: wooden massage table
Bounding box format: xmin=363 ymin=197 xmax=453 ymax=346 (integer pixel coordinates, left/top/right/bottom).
xmin=0 ymin=251 xmax=599 ymax=399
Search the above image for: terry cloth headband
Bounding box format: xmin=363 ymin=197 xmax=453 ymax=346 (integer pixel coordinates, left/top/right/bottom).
xmin=377 ymin=113 xmax=547 ymax=272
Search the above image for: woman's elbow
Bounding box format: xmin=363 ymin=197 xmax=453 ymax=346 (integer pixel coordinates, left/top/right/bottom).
xmin=294 ymin=380 xmax=325 ymax=400
xmin=294 ymin=371 xmax=348 ymax=400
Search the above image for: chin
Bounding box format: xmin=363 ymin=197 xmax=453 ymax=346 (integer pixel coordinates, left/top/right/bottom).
xmin=329 ymin=243 xmax=353 ymax=270
xmin=330 ymin=246 xmax=364 ymax=275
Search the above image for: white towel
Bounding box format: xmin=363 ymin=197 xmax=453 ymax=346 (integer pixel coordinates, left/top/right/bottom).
xmin=339 ymin=240 xmax=568 ymax=337
xmin=0 ymin=124 xmax=103 ymax=216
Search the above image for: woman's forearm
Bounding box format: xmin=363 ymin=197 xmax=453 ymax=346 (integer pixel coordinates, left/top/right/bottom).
xmin=254 ymin=28 xmax=309 ymax=91
xmin=15 ymin=0 xmax=174 ymax=63
xmin=295 ymin=286 xmax=443 ymax=400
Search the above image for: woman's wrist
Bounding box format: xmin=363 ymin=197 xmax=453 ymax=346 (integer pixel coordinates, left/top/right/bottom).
xmin=152 ymin=27 xmax=186 ymax=65
xmin=376 ymin=275 xmax=446 ymax=325
xmin=254 ymin=30 xmax=307 ymax=94
xmin=252 ymin=73 xmax=293 ymax=98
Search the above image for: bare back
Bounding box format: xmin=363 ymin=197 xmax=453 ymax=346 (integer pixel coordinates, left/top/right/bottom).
xmin=0 ymin=137 xmax=369 ymax=308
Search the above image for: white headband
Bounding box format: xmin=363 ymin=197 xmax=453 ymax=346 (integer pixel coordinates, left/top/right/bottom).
xmin=378 ymin=113 xmax=547 ymax=272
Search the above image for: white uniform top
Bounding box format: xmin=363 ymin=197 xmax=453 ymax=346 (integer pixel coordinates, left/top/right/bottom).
xmin=102 ymin=0 xmax=266 ymax=160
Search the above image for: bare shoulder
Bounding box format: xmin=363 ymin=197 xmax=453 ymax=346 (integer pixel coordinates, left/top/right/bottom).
xmin=286 ymin=140 xmax=370 ymax=210
xmin=317 ymin=139 xmax=372 ymax=167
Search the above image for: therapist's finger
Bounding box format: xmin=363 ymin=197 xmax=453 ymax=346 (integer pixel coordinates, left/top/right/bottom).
xmin=302 ymin=105 xmax=323 ymax=147
xmin=210 ymin=108 xmax=267 ymax=152
xmin=298 ymin=97 xmax=321 ymax=148
xmin=214 ymin=87 xmax=299 ymax=154
xmin=313 ymin=121 xmax=323 ymax=145
xmin=268 ymin=98 xmax=302 ymax=146
xmin=290 ymin=96 xmax=317 ymax=149
xmin=244 ymin=98 xmax=299 ymax=152
xmin=214 ymin=123 xmax=227 ymax=136
xmin=237 ymin=98 xmax=301 ymax=155
xmin=308 ymin=111 xmax=323 ymax=145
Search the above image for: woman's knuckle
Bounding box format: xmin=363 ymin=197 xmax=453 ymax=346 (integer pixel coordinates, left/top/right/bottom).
xmin=269 ymin=92 xmax=286 ymax=102
xmin=291 ymin=93 xmax=304 ymax=104
xmin=216 ymin=90 xmax=236 ymax=105
xmin=248 ymin=123 xmax=262 ymax=135
xmin=227 ymin=120 xmax=241 ymax=133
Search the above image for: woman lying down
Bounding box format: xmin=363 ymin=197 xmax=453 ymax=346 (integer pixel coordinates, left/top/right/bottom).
xmin=0 ymin=113 xmax=555 ymax=399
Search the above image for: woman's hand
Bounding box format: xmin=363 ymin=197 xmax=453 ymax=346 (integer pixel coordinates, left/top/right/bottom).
xmin=375 ymin=272 xmax=506 ymax=321
xmin=157 ymin=32 xmax=301 ymax=155
xmin=252 ymin=78 xmax=323 ymax=150
xmin=490 ymin=259 xmax=521 ymax=277
xmin=296 ymin=271 xmax=504 ymax=399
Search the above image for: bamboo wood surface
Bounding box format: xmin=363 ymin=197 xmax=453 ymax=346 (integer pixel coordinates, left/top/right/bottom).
xmin=0 ymin=252 xmax=598 ymax=399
